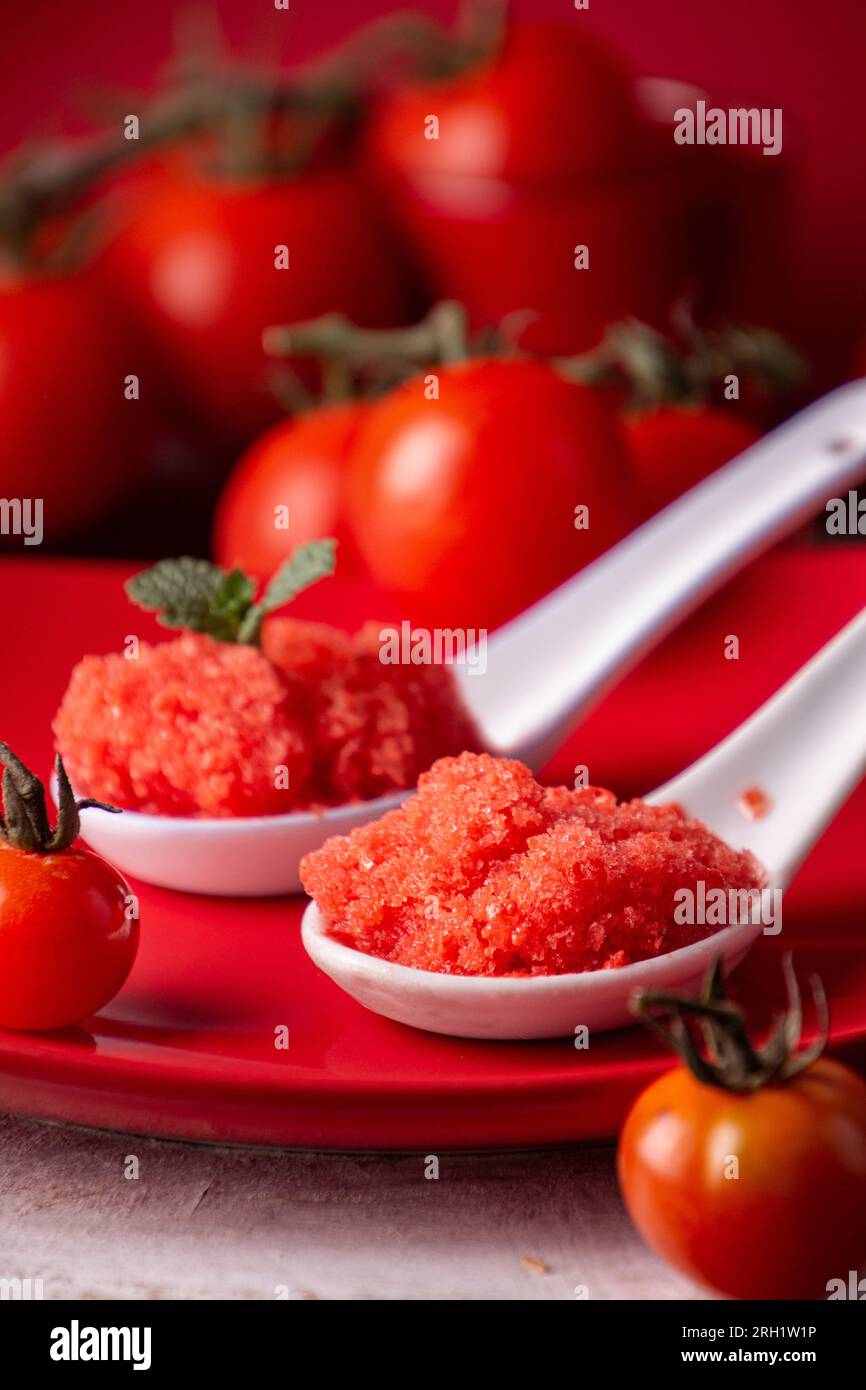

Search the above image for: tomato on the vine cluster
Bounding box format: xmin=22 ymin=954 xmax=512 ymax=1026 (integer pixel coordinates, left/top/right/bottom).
xmin=214 ymin=324 xmax=635 ymax=631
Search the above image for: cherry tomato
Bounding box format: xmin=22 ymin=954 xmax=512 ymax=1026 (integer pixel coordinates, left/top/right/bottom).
xmin=371 ymin=23 xmax=643 ymax=185
xmin=97 ymin=160 xmax=412 ymax=446
xmin=367 ymin=23 xmax=688 ymax=353
xmin=0 ymin=270 xmax=141 ymax=544
xmin=213 ymin=401 xmax=367 ymax=579
xmin=346 ymin=358 xmax=633 ymax=629
xmin=0 ymin=840 xmax=136 ymax=1031
xmin=618 ymin=1058 xmax=866 ymax=1300
xmin=625 ymin=405 xmax=761 ymax=519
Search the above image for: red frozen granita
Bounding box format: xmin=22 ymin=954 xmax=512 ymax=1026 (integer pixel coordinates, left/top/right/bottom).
xmin=54 ymin=632 xmax=312 ymax=818
xmin=52 ymin=544 xmax=481 ymax=819
xmin=264 ymin=618 xmax=483 ymax=803
xmin=262 ymin=616 xmax=353 ymax=688
xmin=54 ymin=618 xmax=481 ymax=818
xmin=301 ymin=752 xmax=766 ymax=976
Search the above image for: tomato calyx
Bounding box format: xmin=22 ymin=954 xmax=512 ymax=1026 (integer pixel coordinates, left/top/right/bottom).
xmin=631 ymin=954 xmax=829 ymax=1093
xmin=125 ymin=541 xmax=337 ymax=646
xmin=0 ymin=138 xmax=120 ymax=271
xmin=100 ymin=4 xmax=503 ymax=189
xmin=305 ymin=0 xmax=505 ymax=92
xmin=262 ymin=301 xmax=545 ymax=407
xmin=0 ymin=45 xmax=349 ymax=264
xmin=556 ymin=312 xmax=806 ymax=412
xmin=0 ymin=744 xmax=119 ymax=854
xmin=263 ymin=298 xmax=805 ymax=419
xmin=264 ymin=301 xmax=475 ymax=405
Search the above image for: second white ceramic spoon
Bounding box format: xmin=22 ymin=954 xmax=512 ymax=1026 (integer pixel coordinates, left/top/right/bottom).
xmin=303 ymin=608 xmax=866 ymax=1038
xmin=75 ymin=381 xmax=866 ymax=894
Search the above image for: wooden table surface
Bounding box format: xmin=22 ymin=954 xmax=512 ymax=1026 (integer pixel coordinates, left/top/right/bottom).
xmin=0 ymin=1113 xmax=708 ymax=1301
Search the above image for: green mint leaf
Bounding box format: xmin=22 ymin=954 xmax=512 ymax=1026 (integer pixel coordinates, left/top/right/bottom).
xmin=126 ymin=557 xmax=253 ymax=641
xmin=237 ymin=539 xmax=337 ymax=644
xmin=259 ymin=539 xmax=338 ymax=614
xmin=126 ymin=557 xmax=225 ymax=629
xmin=210 ymin=568 xmax=257 ymax=622
xmin=127 ymin=542 xmax=336 ymax=646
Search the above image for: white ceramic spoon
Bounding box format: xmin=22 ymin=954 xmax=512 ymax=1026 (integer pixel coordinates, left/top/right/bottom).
xmin=302 ymin=607 xmax=866 ymax=1039
xmin=73 ymin=381 xmax=866 ymax=895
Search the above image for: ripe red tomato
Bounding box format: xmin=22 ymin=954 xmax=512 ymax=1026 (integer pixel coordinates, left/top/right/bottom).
xmin=0 ymin=748 xmax=138 ymax=1031
xmin=371 ymin=23 xmax=643 ymax=185
xmin=625 ymin=405 xmax=761 ymax=519
xmin=0 ymin=270 xmax=141 ymax=544
xmin=366 ymin=23 xmax=689 ymax=353
xmin=618 ymin=1059 xmax=866 ymax=1300
xmin=213 ymin=401 xmax=368 ymax=579
xmin=0 ymin=841 xmax=136 ymax=1031
xmin=346 ymin=358 xmax=633 ymax=629
xmin=97 ymin=160 xmax=412 ymax=445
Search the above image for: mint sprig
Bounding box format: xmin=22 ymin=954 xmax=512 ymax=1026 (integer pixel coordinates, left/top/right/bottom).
xmin=126 ymin=540 xmax=337 ymax=645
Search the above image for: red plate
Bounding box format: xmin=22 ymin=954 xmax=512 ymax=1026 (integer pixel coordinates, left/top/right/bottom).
xmin=0 ymin=555 xmax=865 ymax=1148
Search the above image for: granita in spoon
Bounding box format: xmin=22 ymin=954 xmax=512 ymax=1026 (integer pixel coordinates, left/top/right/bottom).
xmin=300 ymin=751 xmax=765 ymax=975
xmin=53 ymin=542 xmax=480 ymax=819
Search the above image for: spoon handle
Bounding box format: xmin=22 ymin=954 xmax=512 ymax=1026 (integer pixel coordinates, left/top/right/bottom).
xmin=649 ymin=607 xmax=866 ymax=888
xmin=466 ymin=380 xmax=866 ymax=766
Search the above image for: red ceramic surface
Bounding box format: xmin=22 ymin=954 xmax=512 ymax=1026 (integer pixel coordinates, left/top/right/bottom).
xmin=0 ymin=550 xmax=864 ymax=1149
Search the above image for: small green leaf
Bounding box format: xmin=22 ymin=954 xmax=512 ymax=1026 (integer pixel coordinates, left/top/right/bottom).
xmin=211 ymin=568 xmax=257 ymax=621
xmin=127 ymin=542 xmax=337 ymax=646
xmin=237 ymin=539 xmax=337 ymax=643
xmin=127 ymin=557 xmax=224 ymax=627
xmin=126 ymin=557 xmax=253 ymax=641
xmin=260 ymin=538 xmax=338 ymax=612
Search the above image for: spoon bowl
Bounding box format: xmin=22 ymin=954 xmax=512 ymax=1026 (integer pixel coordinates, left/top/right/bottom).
xmin=301 ymin=901 xmax=762 ymax=1039
xmin=63 ymin=784 xmax=409 ymax=897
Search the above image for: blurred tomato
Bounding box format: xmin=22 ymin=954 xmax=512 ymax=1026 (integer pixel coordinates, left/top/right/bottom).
xmin=213 ymin=400 xmax=367 ymax=578
xmin=367 ymin=23 xmax=690 ymax=353
xmin=346 ymin=358 xmax=633 ymax=629
xmin=625 ymin=405 xmax=761 ymax=519
xmin=371 ymin=23 xmax=643 ymax=185
xmin=97 ymin=160 xmax=412 ymax=446
xmin=0 ymin=269 xmax=140 ymax=544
